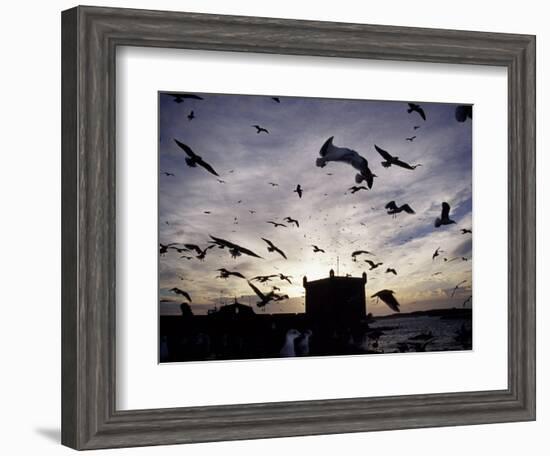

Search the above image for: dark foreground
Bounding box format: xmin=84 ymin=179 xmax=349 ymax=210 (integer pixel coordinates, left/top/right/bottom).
xmin=159 ymin=305 xmax=472 ymax=363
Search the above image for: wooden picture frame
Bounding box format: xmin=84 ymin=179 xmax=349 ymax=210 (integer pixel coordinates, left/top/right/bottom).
xmin=61 ymin=5 xmax=536 ymax=450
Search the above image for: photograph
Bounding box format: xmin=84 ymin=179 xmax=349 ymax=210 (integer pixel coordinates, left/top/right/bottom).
xmin=158 ymin=92 xmax=473 ymax=363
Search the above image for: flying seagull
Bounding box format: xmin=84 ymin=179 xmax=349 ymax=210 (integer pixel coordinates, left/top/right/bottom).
xmin=407 ymin=103 xmax=426 ymax=121
xmin=283 ymin=217 xmax=299 ymax=227
xmin=166 ymin=93 xmax=204 ymax=103
xmin=252 ymin=125 xmax=269 ymax=134
xmin=372 ymin=289 xmax=401 ymax=312
xmin=385 ymin=201 xmax=415 ymax=215
xmin=405 ymin=136 xmax=417 ymax=142
xmin=268 ymin=182 xmax=279 ymax=187
xmin=271 ymin=97 xmax=281 ymax=103
xmin=187 ymin=110 xmax=195 ymax=121
xmin=351 ymin=250 xmax=373 ymax=261
xmin=463 ymin=295 xmax=472 ymax=308
xmin=209 ymin=235 xmax=263 ymax=259
xmin=386 ymin=268 xmax=398 ymax=275
xmin=375 ymin=145 xmax=422 ymax=170
xmin=251 ymin=274 xmax=278 ymax=283
xmin=216 ymin=268 xmax=246 ymax=279
xmin=261 ymin=238 xmax=287 ymax=259
xmin=432 ymin=247 xmax=442 ymax=260
xmin=174 ymin=139 xmax=219 ymax=176
xmin=294 ymin=184 xmax=303 ymax=198
xmin=455 ymin=105 xmax=472 ymax=122
xmin=435 ymin=202 xmax=456 ymax=227
xmin=184 ymin=243 xmax=214 ymax=260
xmin=311 ymin=245 xmax=325 ymax=253
xmin=451 ymin=280 xmax=468 ymax=297
xmin=413 ymin=125 xmax=421 ymax=130
xmin=247 ymin=281 xmax=278 ymax=307
xmin=461 ymin=228 xmax=472 ymax=234
xmin=347 ymin=185 xmax=369 ymax=194
xmin=169 ymin=287 xmax=192 ymax=302
xmin=278 ymin=273 xmax=293 ymax=284
xmin=160 ymin=171 xmax=175 ymax=177
xmin=365 ymin=259 xmax=383 ymax=270
xmin=267 ymin=221 xmax=287 ymax=228
xmin=317 ymin=136 xmax=375 ymax=188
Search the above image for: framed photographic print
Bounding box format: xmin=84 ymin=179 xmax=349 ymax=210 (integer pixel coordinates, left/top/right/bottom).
xmin=61 ymin=5 xmax=535 ymax=450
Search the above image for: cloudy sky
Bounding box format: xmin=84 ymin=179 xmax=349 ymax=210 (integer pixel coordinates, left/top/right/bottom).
xmin=158 ymin=92 xmax=472 ymax=316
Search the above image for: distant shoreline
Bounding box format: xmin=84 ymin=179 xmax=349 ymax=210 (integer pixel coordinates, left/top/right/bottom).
xmin=374 ymin=307 xmax=472 ymax=320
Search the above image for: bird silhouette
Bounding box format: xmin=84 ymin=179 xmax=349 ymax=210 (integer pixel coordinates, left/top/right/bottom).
xmin=169 ymin=287 xmax=192 ymax=302
xmin=271 ymin=97 xmax=281 ymax=103
xmin=375 ymin=145 xmax=422 ymax=170
xmin=166 ymin=93 xmax=203 ymax=103
xmin=278 ymin=273 xmax=293 ymax=284
xmin=385 ymin=268 xmax=397 ymax=275
xmin=317 ymin=136 xmax=375 ymax=188
xmin=268 ymin=182 xmax=279 ymax=187
xmin=372 ymin=289 xmax=401 ymax=312
xmin=461 ymin=228 xmax=472 ymax=234
xmin=405 ymin=136 xmax=417 ymax=142
xmin=432 ymin=247 xmax=443 ymax=260
xmin=451 ymin=280 xmax=468 ymax=297
xmin=216 ymin=268 xmax=245 ymax=279
xmin=267 ymin=221 xmax=287 ymax=228
xmin=209 ymin=235 xmax=263 ymax=259
xmin=247 ymin=281 xmax=279 ymax=307
xmin=365 ymin=259 xmax=383 ymax=270
xmin=385 ymin=200 xmax=415 ymax=215
xmin=435 ymin=202 xmax=456 ymax=227
xmin=159 ymin=243 xmax=177 ymax=255
xmin=187 ymin=110 xmax=195 ymax=121
xmin=351 ymin=250 xmax=373 ymax=261
xmin=294 ymin=184 xmax=303 ymax=198
xmin=261 ymin=238 xmax=287 ymax=259
xmin=455 ymin=105 xmax=472 ymax=122
xmin=347 ymin=185 xmax=368 ymax=194
xmin=283 ymin=217 xmax=299 ymax=227
xmin=463 ymin=295 xmax=472 ymax=307
xmin=407 ymin=103 xmax=426 ymax=121
xmin=252 ymin=125 xmax=269 ymax=134
xmin=311 ymin=245 xmax=325 ymax=253
xmin=174 ymin=139 xmax=219 ymax=176
xmin=251 ymin=274 xmax=278 ymax=283
xmin=413 ymin=125 xmax=421 ymax=130
xmin=160 ymin=171 xmax=175 ymax=177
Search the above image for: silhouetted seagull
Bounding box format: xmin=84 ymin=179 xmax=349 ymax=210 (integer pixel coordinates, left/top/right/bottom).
xmin=317 ymin=137 xmax=374 ymax=188
xmin=247 ymin=281 xmax=277 ymax=307
xmin=159 ymin=243 xmax=177 ymax=255
xmin=405 ymin=136 xmax=417 ymax=142
xmin=160 ymin=171 xmax=175 ymax=177
xmin=351 ymin=250 xmax=373 ymax=261
xmin=385 ymin=268 xmax=397 ymax=275
xmin=295 ymin=330 xmax=312 ymax=356
xmin=251 ymin=274 xmax=278 ymax=283
xmin=271 ymin=97 xmax=281 ymax=103
xmin=174 ymin=139 xmax=219 ymax=176
xmin=435 ymin=202 xmax=456 ymax=227
xmin=278 ymin=273 xmax=293 ymax=284
xmin=372 ymin=289 xmax=401 ymax=312
xmin=451 ymin=280 xmax=468 ymax=297
xmin=169 ymin=287 xmax=192 ymax=302
xmin=413 ymin=125 xmax=421 ymax=130
xmin=385 ymin=201 xmax=415 ymax=215
xmin=375 ymin=145 xmax=422 ymax=170
xmin=187 ymin=110 xmax=195 ymax=121
xmin=311 ymin=245 xmax=325 ymax=253
xmin=432 ymin=247 xmax=442 ymax=260
xmin=279 ymin=329 xmax=301 ymax=357
xmin=455 ymin=105 xmax=472 ymax=122
xmin=268 ymin=182 xmax=279 ymax=187
xmin=284 ymin=217 xmax=299 ymax=227
xmin=461 ymin=228 xmax=472 ymax=234
xmin=209 ymin=235 xmax=263 ymax=259
xmin=407 ymin=103 xmax=426 ymax=121
xmin=267 ymin=221 xmax=287 ymax=228
xmin=463 ymin=295 xmax=472 ymax=307
xmin=347 ymin=185 xmax=368 ymax=194
xmin=252 ymin=125 xmax=269 ymax=134
xmin=216 ymin=268 xmax=245 ymax=279
xmin=261 ymin=238 xmax=287 ymax=259
xmin=432 ymin=272 xmax=443 ymax=276
xmin=365 ymin=259 xmax=383 ymax=270
xmin=294 ymin=184 xmax=303 ymax=198
xmin=167 ymin=93 xmax=204 ymax=103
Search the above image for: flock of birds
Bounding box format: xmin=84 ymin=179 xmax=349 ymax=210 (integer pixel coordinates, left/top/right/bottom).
xmin=160 ymin=93 xmax=473 ymax=314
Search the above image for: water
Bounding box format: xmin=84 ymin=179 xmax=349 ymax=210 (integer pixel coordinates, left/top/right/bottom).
xmin=368 ymin=314 xmax=472 ymax=353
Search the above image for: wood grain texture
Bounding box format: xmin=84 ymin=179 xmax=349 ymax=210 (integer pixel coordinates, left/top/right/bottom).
xmin=61 ymin=6 xmax=536 ymax=450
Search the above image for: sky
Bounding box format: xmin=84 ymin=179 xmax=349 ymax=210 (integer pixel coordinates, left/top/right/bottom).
xmin=158 ymin=92 xmax=472 ymax=316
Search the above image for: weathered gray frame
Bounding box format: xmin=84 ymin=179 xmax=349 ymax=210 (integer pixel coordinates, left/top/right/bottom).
xmin=61 ymin=5 xmax=536 ymax=450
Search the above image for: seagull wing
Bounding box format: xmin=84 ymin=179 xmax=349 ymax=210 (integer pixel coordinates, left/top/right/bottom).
xmin=417 ymin=107 xmax=426 ymax=121
xmin=385 ymin=201 xmax=397 ymax=211
xmin=195 ymin=157 xmax=219 ymax=176
xmin=273 ymin=246 xmax=287 ymax=259
xmin=374 ymin=144 xmax=393 ymax=161
xmin=181 ymin=291 xmax=192 ymax=302
xmin=319 ymin=136 xmax=334 ymax=157
xmin=373 ymin=290 xmax=400 ymax=312
xmin=174 ymin=139 xmax=197 ymax=158
xmin=401 ymin=204 xmax=415 ymax=214
xmin=247 ymin=281 xmax=266 ymax=300
xmin=393 ymin=158 xmax=416 ymax=170
xmin=261 ymin=238 xmax=274 ymax=248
